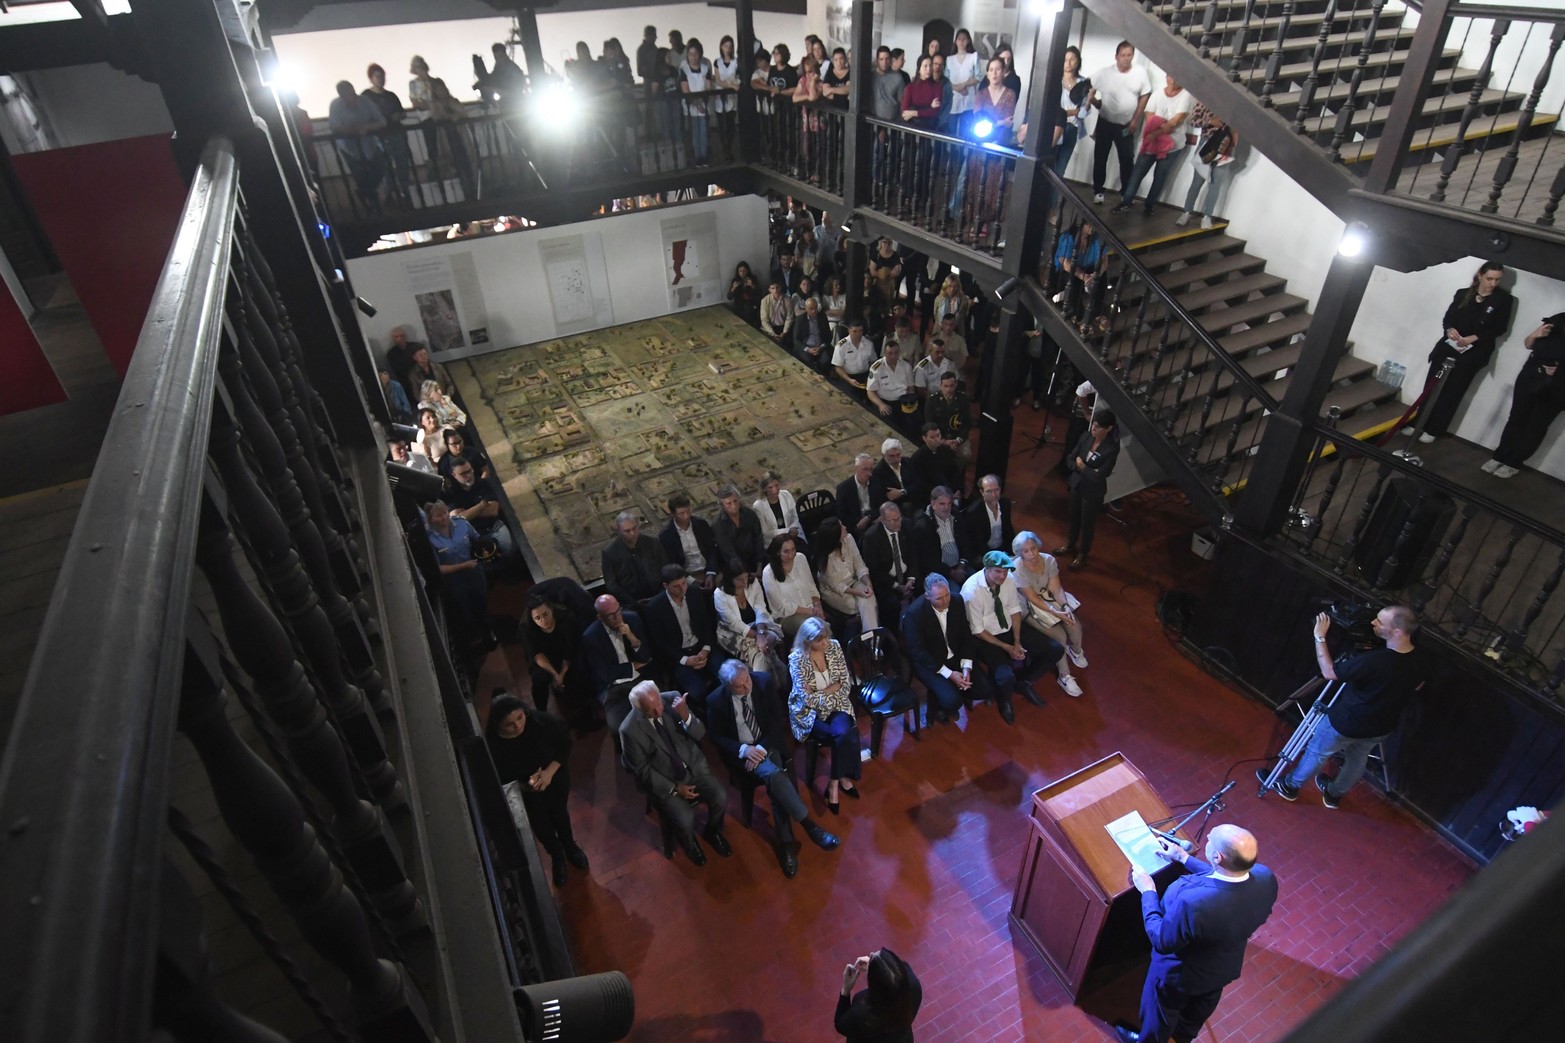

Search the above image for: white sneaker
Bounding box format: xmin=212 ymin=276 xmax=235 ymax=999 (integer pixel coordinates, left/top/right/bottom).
xmin=1200 ymin=217 xmax=1215 ymax=230
xmin=1399 ymin=426 xmax=1416 ymax=436
xmin=1418 ymin=433 xmax=1436 ymax=444
xmin=1174 ymin=212 xmax=1191 ymax=227
xmin=1481 ymin=458 xmax=1502 ymax=473
xmin=1067 ymin=646 xmax=1089 ymax=669
xmin=1093 ymin=192 xmax=1105 ymax=204
xmin=1493 ymin=464 xmax=1519 ymax=478
xmin=1058 ymin=674 xmax=1083 ymax=697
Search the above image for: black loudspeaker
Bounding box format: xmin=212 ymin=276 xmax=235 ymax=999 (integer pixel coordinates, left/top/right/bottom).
xmin=1354 ymin=477 xmax=1456 ymax=590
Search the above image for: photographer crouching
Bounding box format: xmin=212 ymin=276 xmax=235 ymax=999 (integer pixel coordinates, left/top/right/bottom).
xmin=1259 ymin=605 xmax=1431 ymax=809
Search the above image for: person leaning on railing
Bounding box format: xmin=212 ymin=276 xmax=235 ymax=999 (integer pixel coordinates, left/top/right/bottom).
xmin=679 ymin=39 xmax=715 ymax=167
xmin=713 ymin=35 xmax=742 ymax=159
xmin=964 ymin=56 xmax=1018 ymax=244
xmin=408 ymin=55 xmax=475 ymax=196
xmin=328 ymin=79 xmax=389 ymax=211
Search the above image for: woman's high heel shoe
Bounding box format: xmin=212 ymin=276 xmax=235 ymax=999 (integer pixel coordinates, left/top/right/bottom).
xmin=842 ymin=783 xmax=861 ymax=800
xmin=827 ymin=798 xmax=841 ymax=815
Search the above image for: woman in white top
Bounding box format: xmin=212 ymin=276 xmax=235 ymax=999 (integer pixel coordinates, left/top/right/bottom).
xmin=414 ymin=407 xmax=452 ymax=463
xmin=712 ymin=568 xmax=785 ymax=690
xmin=1112 ymin=73 xmax=1194 ymax=215
xmin=762 ymin=533 xmax=823 ymax=641
xmin=1010 ymin=531 xmax=1087 ymax=694
xmin=811 ymin=517 xmax=878 ymax=633
xmin=753 ymin=471 xmax=804 ymax=546
xmin=712 ymin=35 xmax=741 ymax=160
xmin=822 ymin=275 xmax=848 ymax=329
xmin=946 ymin=28 xmax=981 ymax=127
xmin=679 ymin=39 xmax=713 ymax=166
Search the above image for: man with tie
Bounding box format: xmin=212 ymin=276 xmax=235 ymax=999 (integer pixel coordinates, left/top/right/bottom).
xmin=581 ymin=594 xmax=654 ymax=734
xmin=619 ymin=681 xmax=732 ymax=866
xmin=958 ymin=473 xmax=1016 ymax=562
xmin=901 ymin=574 xmax=993 ymax=723
xmin=862 ymin=502 xmax=917 ymax=628
xmin=909 ymin=485 xmax=966 ymax=584
xmin=1120 ymin=826 xmax=1279 ymax=1043
xmin=960 ymin=551 xmax=1058 ymax=723
xmin=835 ymin=452 xmax=878 ymax=537
xmin=643 ymin=564 xmax=729 ymax=715
xmin=601 ymin=510 xmax=670 ymax=608
xmin=706 ymin=661 xmax=841 ymax=878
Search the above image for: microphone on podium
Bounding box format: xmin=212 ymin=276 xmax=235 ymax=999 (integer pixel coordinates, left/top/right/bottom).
xmin=1150 ymin=828 xmax=1194 ymax=851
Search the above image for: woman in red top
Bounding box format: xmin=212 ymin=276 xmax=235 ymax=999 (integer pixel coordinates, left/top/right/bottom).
xmin=967 ymin=56 xmax=1019 ymax=244
xmin=899 ymin=55 xmax=942 ymax=129
xmin=899 ymin=55 xmax=943 ymax=208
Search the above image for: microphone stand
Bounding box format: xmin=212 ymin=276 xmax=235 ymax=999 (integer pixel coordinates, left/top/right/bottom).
xmin=1149 ymin=779 xmax=1237 ymax=851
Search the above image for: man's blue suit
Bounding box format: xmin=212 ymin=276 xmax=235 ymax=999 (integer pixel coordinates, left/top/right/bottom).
xmin=1136 ymin=857 xmax=1279 ymax=1042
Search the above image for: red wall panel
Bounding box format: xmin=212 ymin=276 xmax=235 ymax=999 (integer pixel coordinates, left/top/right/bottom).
xmin=0 ymin=274 xmax=64 ymax=415
xmin=11 ymin=135 xmax=187 ymax=377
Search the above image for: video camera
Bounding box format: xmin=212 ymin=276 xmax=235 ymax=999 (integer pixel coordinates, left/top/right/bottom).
xmin=1311 ymin=597 xmax=1379 ymax=648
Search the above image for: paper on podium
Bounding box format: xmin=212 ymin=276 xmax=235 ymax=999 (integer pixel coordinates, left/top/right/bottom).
xmin=1104 ymin=810 xmax=1172 ymax=875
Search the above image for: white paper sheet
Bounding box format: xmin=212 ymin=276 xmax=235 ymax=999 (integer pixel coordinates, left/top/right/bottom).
xmin=1104 ymin=810 xmax=1173 ymax=875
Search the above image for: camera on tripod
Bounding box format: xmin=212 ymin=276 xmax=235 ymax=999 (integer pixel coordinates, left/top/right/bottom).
xmin=1310 ymin=597 xmax=1378 ymax=648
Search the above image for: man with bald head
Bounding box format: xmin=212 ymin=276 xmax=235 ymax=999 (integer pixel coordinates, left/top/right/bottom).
xmin=581 ymin=593 xmax=652 ymax=734
xmin=1121 ymin=825 xmax=1279 ymax=1043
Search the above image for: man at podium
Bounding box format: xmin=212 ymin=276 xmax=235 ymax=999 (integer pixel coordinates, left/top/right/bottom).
xmin=1119 ymin=825 xmax=1278 ymax=1043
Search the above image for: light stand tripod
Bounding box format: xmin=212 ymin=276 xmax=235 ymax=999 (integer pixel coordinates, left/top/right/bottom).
xmin=1255 ymin=675 xmax=1344 ymax=797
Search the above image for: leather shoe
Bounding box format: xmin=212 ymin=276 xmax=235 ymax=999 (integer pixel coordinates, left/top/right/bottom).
xmin=842 ymin=783 xmax=861 ymax=800
xmin=806 ymin=825 xmax=841 ymax=850
xmin=564 ymin=842 xmax=590 ymax=870
xmin=1018 ymin=681 xmax=1045 ymax=707
xmin=551 ymin=853 xmax=568 ymax=887
xmin=929 ymin=707 xmax=952 ymax=724
xmin=1071 ymin=554 xmax=1087 ymax=568
xmin=997 ymin=699 xmax=1016 ymax=725
xmin=827 ymin=798 xmax=841 ymax=815
xmin=704 ymin=829 xmax=733 ymax=857
xmin=684 ymin=837 xmax=707 ymax=866
xmin=1053 ymin=545 xmax=1076 ymax=556
xmin=1114 ymin=1028 xmax=1141 ymax=1043
xmin=778 ymin=845 xmax=799 ymax=879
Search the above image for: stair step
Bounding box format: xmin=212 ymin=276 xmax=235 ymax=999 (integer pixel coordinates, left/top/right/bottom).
xmin=1196 ymin=389 xmax=1407 ymax=472
xmin=1240 ymin=48 xmax=1460 ymax=89
xmin=1219 ymin=312 xmax=1314 ymax=356
xmin=1151 ymin=0 xmax=1336 ymax=17
xmin=1136 ymin=233 xmax=1246 ymax=269
xmin=1150 ymin=252 xmax=1268 ymax=290
xmin=1166 ymin=346 xmax=1368 ymax=417
xmin=1178 ymin=272 xmax=1289 ymax=312
xmin=1211 ymin=25 xmax=1417 ymax=63
xmin=1268 ymin=67 xmax=1478 ymax=114
xmin=1176 ymin=9 xmax=1397 ymax=46
xmin=1241 ymin=342 xmax=1306 ymax=381
xmin=1337 ymin=110 xmax=1560 ymax=166
xmin=1323 ymin=376 xmax=1399 ymax=414
xmin=1335 ymin=398 xmax=1409 ymax=438
xmin=1296 ymin=87 xmax=1517 ymax=138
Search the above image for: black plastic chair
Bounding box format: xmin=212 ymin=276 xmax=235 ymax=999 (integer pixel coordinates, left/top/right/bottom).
xmin=796 ymin=488 xmax=839 ymax=542
xmin=844 ymin=627 xmax=921 ymax=759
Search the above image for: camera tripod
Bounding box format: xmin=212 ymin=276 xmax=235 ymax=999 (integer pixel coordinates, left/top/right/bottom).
xmin=1255 ymin=674 xmax=1389 ymax=798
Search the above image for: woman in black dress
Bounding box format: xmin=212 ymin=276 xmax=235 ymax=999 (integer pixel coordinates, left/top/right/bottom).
xmin=1486 ymin=314 xmax=1565 ymax=478
xmin=1411 ymin=260 xmax=1515 ymax=441
xmin=1057 ymin=409 xmax=1120 ymax=569
xmin=835 ymin=947 xmax=922 ymax=1043
xmin=520 ymin=596 xmax=593 ymax=730
xmin=485 ymin=692 xmax=588 ymax=886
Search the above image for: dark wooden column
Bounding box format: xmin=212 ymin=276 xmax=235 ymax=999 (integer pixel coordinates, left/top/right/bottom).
xmin=1002 ymin=1 xmax=1074 ymax=280
xmin=735 ymin=0 xmax=759 ymax=162
xmin=1234 ymin=248 xmax=1374 ymax=536
xmin=516 ymin=6 xmax=547 ymax=83
xmin=976 ymin=309 xmax=1021 ymax=486
xmin=845 ymin=0 xmax=875 ymax=215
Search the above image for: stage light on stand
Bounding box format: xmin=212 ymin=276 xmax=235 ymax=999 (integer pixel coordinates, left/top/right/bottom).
xmin=991 ymin=276 xmax=1021 ymax=304
xmin=1338 ymin=223 xmax=1367 ymax=258
xmin=971 ymin=117 xmax=995 ymax=141
xmin=530 ymin=80 xmax=583 ymax=130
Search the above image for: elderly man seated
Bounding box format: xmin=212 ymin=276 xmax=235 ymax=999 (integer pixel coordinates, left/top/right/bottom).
xmin=601 ymin=510 xmax=669 ymax=608
xmin=862 ymin=502 xmax=918 ymax=626
xmin=792 ymin=295 xmax=833 ymax=373
xmin=705 ymin=661 xmax=840 ymax=878
xmin=620 ymin=680 xmax=732 ymax=866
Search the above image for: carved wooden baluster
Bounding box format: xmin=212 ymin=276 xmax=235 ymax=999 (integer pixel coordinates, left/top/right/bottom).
xmin=1188 ymin=387 xmax=1218 ymax=463
xmin=1432 ymin=19 xmax=1509 ymax=202
xmin=1217 ymin=393 xmax=1252 ymax=483
xmin=1329 ymin=0 xmax=1388 ymax=161
xmin=1199 ymin=2 xmax=1222 ymax=60
xmin=1230 ymin=0 xmax=1263 ymax=83
xmin=151 ymin=851 xmax=295 ymax=1043
xmin=230 ymin=292 xmax=368 ymax=607
xmin=175 ymin=625 xmax=433 ymax=1040
xmin=1306 ymin=443 xmax=1352 ymax=554
xmin=1038 ymin=194 xmax=1066 ymax=292
xmin=1544 ymin=657 xmax=1565 ymax=698
xmin=1133 ymin=296 xmax=1162 ymax=400
xmin=1294 ymin=0 xmax=1343 ymax=133
xmin=1170 ymin=0 xmax=1190 ymax=38
xmin=1455 ymin=523 xmax=1525 ymax=638
xmin=220 ymin=340 xmax=386 ymax=711
xmin=1502 ymin=544 xmax=1565 ymax=656
xmin=1335 ymin=460 xmax=1392 ymax=573
xmin=1539 ymin=162 xmax=1565 ymax=228
xmin=1374 ymin=494 xmax=1433 ymax=590
xmin=1410 ymin=502 xmax=1477 ymax=611
xmin=206 ymin=408 xmax=401 ymax=808
xmin=1259 ymin=1 xmax=1300 ymax=107
xmin=196 ymin=498 xmax=426 ymax=936
xmin=1486 ymin=22 xmax=1565 ymax=214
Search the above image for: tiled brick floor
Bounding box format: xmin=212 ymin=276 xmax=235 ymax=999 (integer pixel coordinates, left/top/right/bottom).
xmin=484 ymin=405 xmax=1475 ymax=1042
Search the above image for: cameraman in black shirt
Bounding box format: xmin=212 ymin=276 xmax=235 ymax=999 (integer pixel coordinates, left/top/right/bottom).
xmin=1265 ymin=605 xmax=1430 ymax=809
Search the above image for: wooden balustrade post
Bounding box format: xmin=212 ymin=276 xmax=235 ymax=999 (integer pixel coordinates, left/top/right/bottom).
xmin=1485 ymin=22 xmax=1565 ymax=215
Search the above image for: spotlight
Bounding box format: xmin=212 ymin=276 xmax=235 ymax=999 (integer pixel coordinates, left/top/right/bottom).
xmin=317 ymin=221 xmax=332 ymax=240
xmin=529 ymin=80 xmax=582 ymax=128
xmin=514 ymin=971 xmax=635 ymax=1042
xmin=840 ymin=210 xmax=858 ymax=236
xmin=1338 ymin=224 xmax=1367 ymax=258
xmin=971 ymin=118 xmax=995 ymax=141
xmin=992 ymin=276 xmax=1021 ymax=304
xmin=354 ymin=295 xmax=377 ymax=318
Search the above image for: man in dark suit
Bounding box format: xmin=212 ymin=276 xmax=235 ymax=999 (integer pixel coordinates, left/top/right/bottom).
xmin=581 ymin=594 xmax=653 ymax=734
xmin=619 ymin=681 xmax=732 ymax=866
xmin=869 ymin=437 xmax=920 ymax=513
xmin=835 ymin=452 xmax=877 ymax=539
xmin=862 ymin=502 xmax=917 ymax=627
xmin=901 ymin=574 xmax=993 ymax=723
xmin=958 ymin=473 xmax=1016 ymax=562
xmin=643 ymin=565 xmax=728 ymax=714
xmin=769 ymin=246 xmax=800 ymax=297
xmin=706 ymin=661 xmax=840 ymax=878
xmin=910 ymin=422 xmax=962 ymax=506
xmin=908 ymin=486 xmax=966 ymax=583
xmin=1121 ymin=825 xmax=1279 ymax=1043
xmin=657 ymin=493 xmax=721 ymax=587
xmin=600 ymin=510 xmax=669 ymax=607
xmin=791 ymin=296 xmax=833 ymax=373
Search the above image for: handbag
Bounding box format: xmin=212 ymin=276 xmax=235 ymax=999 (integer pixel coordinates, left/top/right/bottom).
xmin=1198 ymin=125 xmax=1232 ymax=165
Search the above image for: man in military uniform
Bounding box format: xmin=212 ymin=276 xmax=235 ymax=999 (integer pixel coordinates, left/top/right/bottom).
xmin=913 ymin=337 xmax=961 ymax=398
xmin=925 ymin=371 xmax=973 ymax=465
xmin=866 ymin=338 xmax=920 ymax=436
xmin=832 ymin=316 xmax=879 ymax=393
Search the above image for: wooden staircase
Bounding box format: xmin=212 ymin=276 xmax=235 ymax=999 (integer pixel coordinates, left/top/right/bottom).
xmin=1146 ymin=0 xmax=1559 ymax=174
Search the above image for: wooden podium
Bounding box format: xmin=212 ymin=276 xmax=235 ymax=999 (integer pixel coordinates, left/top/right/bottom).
xmin=1010 ymin=752 xmax=1184 ymax=997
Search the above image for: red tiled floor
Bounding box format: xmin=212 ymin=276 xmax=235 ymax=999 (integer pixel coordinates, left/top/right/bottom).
xmin=483 ymin=403 xmax=1475 ymax=1042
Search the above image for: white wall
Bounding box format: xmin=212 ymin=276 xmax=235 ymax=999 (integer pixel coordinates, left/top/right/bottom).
xmin=14 ymin=63 xmax=172 ymax=149
xmin=272 ymin=4 xmax=806 ymax=116
xmin=346 ymin=193 xmax=770 ymax=358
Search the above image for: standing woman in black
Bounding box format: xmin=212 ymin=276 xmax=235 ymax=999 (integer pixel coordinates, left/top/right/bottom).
xmin=1411 ymin=261 xmax=1514 ymax=441
xmin=1057 ymin=409 xmax=1120 ymax=569
xmin=835 ymin=947 xmax=922 ymax=1043
xmin=1486 ymin=314 xmax=1565 ymax=478
xmin=485 ymin=692 xmax=589 ymax=886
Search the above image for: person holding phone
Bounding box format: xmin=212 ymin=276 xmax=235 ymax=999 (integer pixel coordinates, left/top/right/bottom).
xmin=835 ymin=948 xmax=921 ymax=1042
xmin=1057 ymin=409 xmax=1120 ymax=568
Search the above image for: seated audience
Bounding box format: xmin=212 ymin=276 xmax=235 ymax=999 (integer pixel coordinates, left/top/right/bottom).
xmin=959 ymin=552 xmax=1057 ymax=724
xmin=763 ymin=533 xmax=824 ymax=641
xmin=755 ymin=471 xmax=805 ymax=546
xmin=713 ymin=568 xmax=785 ymax=692
xmin=909 ymin=485 xmax=966 ymax=583
xmin=643 ymin=564 xmax=728 ymax=713
xmin=727 ymin=261 xmax=762 ymax=326
xmin=423 ymin=500 xmax=494 ymax=650
xmin=835 ymin=452 xmax=878 ymax=538
xmin=792 ymin=296 xmax=834 ymax=373
xmin=419 ymin=378 xmax=468 ymax=431
xmin=714 ymin=483 xmax=768 ymax=578
xmin=601 ymin=510 xmax=669 ymax=607
xmin=437 ymin=427 xmax=492 ymax=480
xmin=925 ymin=372 xmax=973 ymax=464
xmin=862 ymin=501 xmax=918 ymax=627
xmin=929 ymin=313 xmax=969 ymax=367
xmin=866 ymin=342 xmax=920 ymax=436
xmin=790 ymin=274 xmax=821 ymax=320
xmin=1011 ymin=531 xmax=1088 ymax=683
xmin=812 ymin=517 xmax=878 ymax=634
xmin=381 ymin=369 xmax=414 ymax=423
xmin=870 ymin=437 xmax=918 ymax=512
xmin=414 ymin=407 xmax=453 ymax=463
xmin=521 ymin=595 xmax=594 ymax=730
xmin=832 ymin=317 xmax=879 ymax=391
xmin=445 ymin=456 xmax=517 ymax=562
xmin=389 ymin=438 xmax=433 ymax=474
xmin=658 ymin=492 xmax=721 ymax=587
xmin=582 ymin=593 xmax=652 ymax=734
xmin=786 ymin=617 xmax=862 ymax=814
xmin=405 ymin=339 xmax=457 ymax=406
xmin=910 ymin=423 xmax=963 ymax=504
xmin=486 ymin=692 xmax=589 ymax=886
xmin=901 ymin=573 xmax=991 ymax=723
xmin=760 ymin=281 xmax=793 ymax=341
xmin=706 ymin=660 xmax=841 ymax=878
xmin=620 ymin=681 xmax=731 ymax=866
xmin=912 ymin=339 xmax=959 ymax=398
xmin=959 ymin=473 xmax=1016 ymax=562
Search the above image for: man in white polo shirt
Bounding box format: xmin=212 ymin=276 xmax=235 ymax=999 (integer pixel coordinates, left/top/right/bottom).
xmin=1088 ymin=40 xmax=1152 ymax=205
